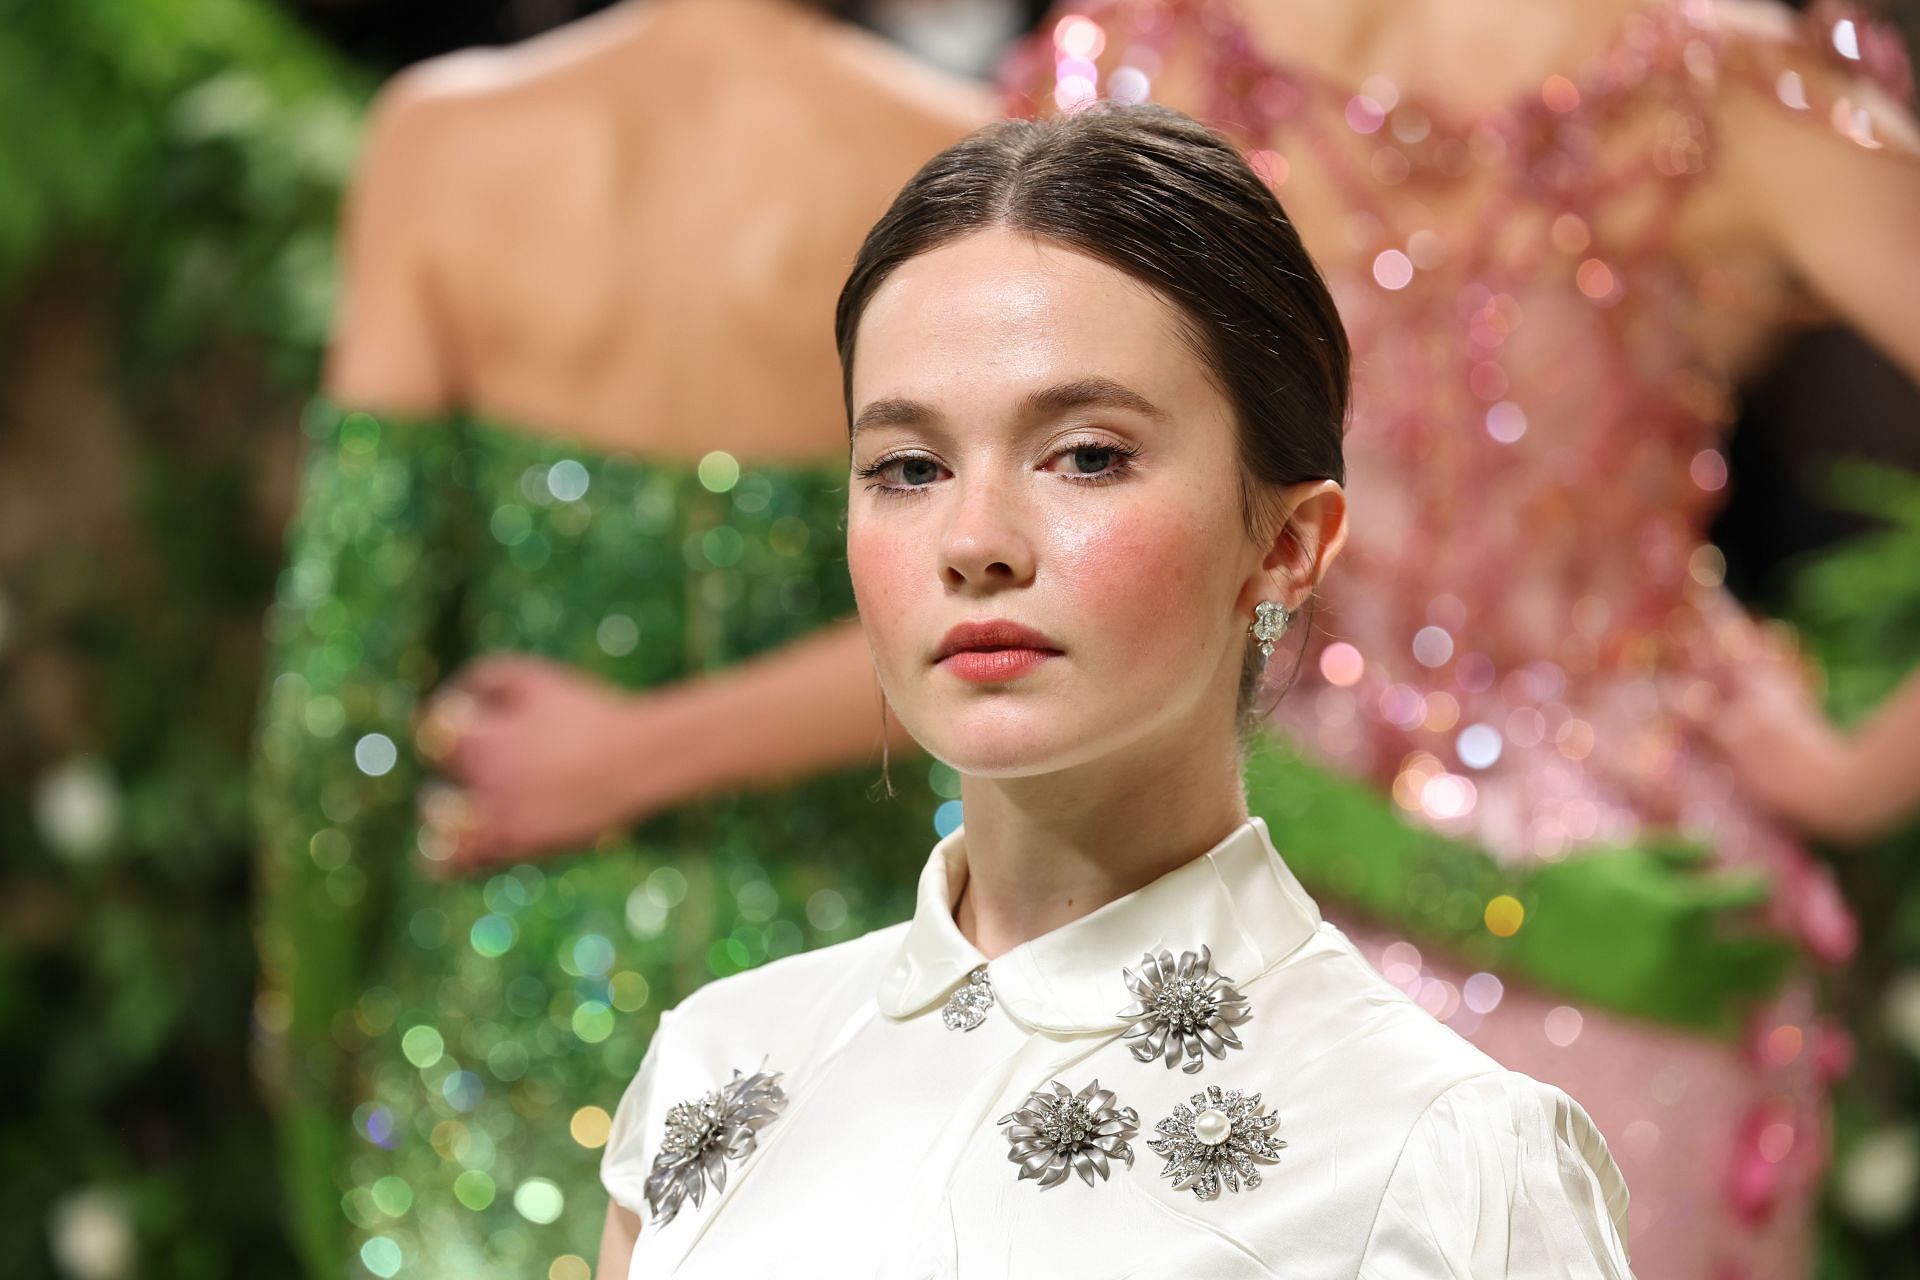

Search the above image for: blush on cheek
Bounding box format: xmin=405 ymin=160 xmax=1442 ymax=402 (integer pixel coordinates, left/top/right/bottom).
xmin=1048 ymin=506 xmax=1222 ymax=664
xmin=847 ymin=525 xmax=916 ymax=603
xmin=847 ymin=525 xmax=922 ymax=668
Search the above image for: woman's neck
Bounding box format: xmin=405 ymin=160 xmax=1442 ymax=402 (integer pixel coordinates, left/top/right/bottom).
xmin=950 ymin=734 xmax=1250 ymax=960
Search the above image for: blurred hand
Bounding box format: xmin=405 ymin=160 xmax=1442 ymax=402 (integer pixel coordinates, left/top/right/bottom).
xmin=412 ymin=654 xmax=675 ymax=876
xmin=1668 ymin=645 xmax=1866 ymax=845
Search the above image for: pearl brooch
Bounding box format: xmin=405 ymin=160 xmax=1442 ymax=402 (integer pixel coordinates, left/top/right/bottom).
xmin=1148 ymin=1083 xmax=1286 ymax=1200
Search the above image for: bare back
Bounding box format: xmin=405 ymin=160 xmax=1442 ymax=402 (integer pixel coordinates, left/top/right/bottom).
xmin=325 ymin=0 xmax=997 ymax=460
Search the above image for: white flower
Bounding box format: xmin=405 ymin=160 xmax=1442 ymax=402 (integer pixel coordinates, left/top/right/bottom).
xmin=49 ymin=1187 xmax=134 ymax=1280
xmin=1836 ymin=1125 xmax=1920 ymax=1229
xmin=34 ymin=757 xmax=119 ymax=863
xmin=1880 ymin=971 xmax=1920 ymax=1062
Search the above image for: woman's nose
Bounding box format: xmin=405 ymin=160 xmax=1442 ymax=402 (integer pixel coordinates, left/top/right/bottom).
xmin=938 ymin=474 xmax=1037 ymax=589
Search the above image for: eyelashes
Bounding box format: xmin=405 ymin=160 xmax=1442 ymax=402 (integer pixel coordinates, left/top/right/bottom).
xmin=854 ymin=437 xmax=1143 ymax=500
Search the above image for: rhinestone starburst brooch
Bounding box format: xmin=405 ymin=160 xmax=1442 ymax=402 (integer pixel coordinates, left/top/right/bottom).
xmin=941 ymin=964 xmax=995 ymax=1032
xmin=998 ymin=1078 xmax=1140 ymax=1189
xmin=1117 ymin=944 xmax=1253 ymax=1074
xmin=643 ymin=1065 xmax=787 ymax=1225
xmin=1148 ymin=1083 xmax=1286 ymax=1200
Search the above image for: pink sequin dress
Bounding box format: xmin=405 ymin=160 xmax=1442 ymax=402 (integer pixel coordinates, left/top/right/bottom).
xmin=1004 ymin=1 xmax=1917 ymax=1273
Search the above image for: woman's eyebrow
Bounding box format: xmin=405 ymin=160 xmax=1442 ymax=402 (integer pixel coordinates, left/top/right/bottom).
xmin=1021 ymin=375 xmax=1169 ymax=423
xmin=851 ymin=397 xmax=935 ymax=442
xmin=852 ymin=376 xmax=1168 ymax=444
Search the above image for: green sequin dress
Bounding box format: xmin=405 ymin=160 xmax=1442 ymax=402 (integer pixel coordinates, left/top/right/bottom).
xmin=251 ymin=398 xmax=946 ymax=1280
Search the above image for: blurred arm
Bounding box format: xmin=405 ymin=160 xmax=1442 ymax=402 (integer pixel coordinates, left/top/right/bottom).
xmin=249 ymin=402 xmax=464 ymax=1271
xmin=1715 ymin=11 xmax=1920 ymax=385
xmin=616 ymin=614 xmax=923 ymax=803
xmin=596 ymin=1201 xmax=641 ymax=1280
xmin=1833 ymin=668 xmax=1920 ymax=843
xmin=322 ymin=67 xmax=463 ymax=412
xmin=1704 ymin=11 xmax=1920 ymax=845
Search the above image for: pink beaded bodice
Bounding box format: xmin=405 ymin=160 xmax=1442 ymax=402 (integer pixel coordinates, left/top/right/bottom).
xmin=1003 ymin=0 xmax=1918 ymax=962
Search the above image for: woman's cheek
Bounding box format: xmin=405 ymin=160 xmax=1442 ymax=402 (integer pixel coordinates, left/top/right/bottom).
xmin=847 ymin=523 xmax=922 ymax=675
xmin=1047 ymin=504 xmax=1218 ymax=666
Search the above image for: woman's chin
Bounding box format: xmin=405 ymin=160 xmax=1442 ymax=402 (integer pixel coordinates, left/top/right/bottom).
xmin=911 ymin=706 xmax=1102 ymax=779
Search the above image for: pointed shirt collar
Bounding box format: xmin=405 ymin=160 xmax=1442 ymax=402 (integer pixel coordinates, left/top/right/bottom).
xmin=875 ymin=816 xmax=1324 ymax=1035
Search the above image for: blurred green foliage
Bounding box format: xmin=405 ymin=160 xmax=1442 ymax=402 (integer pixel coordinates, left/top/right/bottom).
xmin=1788 ymin=462 xmax=1920 ymax=1276
xmin=0 ymin=2 xmax=1917 ymax=1278
xmin=0 ymin=0 xmax=366 ymax=378
xmin=0 ymin=2 xmax=366 ymax=1277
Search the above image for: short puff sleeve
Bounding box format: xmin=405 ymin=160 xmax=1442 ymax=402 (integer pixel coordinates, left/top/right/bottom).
xmin=1358 ymin=1071 xmax=1635 ymax=1279
xmin=600 ymin=1006 xmax=682 ymax=1219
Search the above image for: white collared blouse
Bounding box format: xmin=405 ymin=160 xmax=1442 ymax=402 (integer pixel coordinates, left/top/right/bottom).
xmin=600 ymin=816 xmax=1635 ymax=1278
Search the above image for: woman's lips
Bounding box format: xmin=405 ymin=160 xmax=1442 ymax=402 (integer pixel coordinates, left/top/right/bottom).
xmin=937 ymin=647 xmax=1061 ymax=683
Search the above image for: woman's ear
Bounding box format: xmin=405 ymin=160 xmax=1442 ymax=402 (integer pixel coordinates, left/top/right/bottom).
xmin=1242 ymin=480 xmax=1347 ymax=613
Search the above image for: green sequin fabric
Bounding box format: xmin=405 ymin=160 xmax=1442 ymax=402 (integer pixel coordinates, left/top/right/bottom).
xmin=251 ymin=397 xmax=944 ymax=1279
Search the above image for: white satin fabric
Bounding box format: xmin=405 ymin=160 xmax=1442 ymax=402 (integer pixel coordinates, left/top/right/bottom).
xmin=601 ymin=816 xmax=1635 ymax=1278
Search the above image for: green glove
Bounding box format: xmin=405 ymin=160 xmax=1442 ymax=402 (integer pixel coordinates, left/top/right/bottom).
xmin=1517 ymin=837 xmax=1795 ymax=1037
xmin=1241 ymin=734 xmax=1798 ymax=1038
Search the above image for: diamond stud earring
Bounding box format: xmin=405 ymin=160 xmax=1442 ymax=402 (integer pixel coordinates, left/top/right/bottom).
xmin=1250 ymin=600 xmax=1293 ymax=659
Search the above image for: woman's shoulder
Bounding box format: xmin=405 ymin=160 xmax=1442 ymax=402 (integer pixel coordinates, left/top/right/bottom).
xmin=646 ymin=920 xmax=912 ymax=1077
xmin=1405 ymin=1068 xmax=1618 ymax=1161
xmin=1357 ymin=1068 xmax=1635 ymax=1276
xmin=1259 ymin=921 xmax=1506 ymax=1083
xmin=608 ymin=919 xmax=913 ymax=1104
xmin=1273 ymin=925 xmax=1635 ymax=1273
xmin=671 ymin=920 xmax=910 ymax=1027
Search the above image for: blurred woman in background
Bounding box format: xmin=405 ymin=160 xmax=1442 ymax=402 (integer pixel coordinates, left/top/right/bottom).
xmin=995 ymin=0 xmax=1920 ymax=1274
xmin=250 ymin=0 xmax=990 ymax=1273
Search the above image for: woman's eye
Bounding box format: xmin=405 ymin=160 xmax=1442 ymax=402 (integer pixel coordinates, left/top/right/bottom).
xmin=1058 ymin=445 xmax=1118 ymax=476
xmin=897 ymin=457 xmax=941 ymax=486
xmin=1046 ymin=441 xmax=1139 ymax=482
xmin=855 ymin=454 xmax=948 ymax=493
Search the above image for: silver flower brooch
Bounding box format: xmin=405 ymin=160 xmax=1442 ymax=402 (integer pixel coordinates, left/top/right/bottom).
xmin=644 ymin=1064 xmax=787 ymax=1225
xmin=1148 ymin=1083 xmax=1286 ymax=1200
xmin=998 ymin=1078 xmax=1140 ymax=1189
xmin=1117 ymin=944 xmax=1253 ymax=1073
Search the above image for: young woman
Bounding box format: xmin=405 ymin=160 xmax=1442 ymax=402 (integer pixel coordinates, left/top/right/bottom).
xmin=595 ymin=103 xmax=1634 ymax=1278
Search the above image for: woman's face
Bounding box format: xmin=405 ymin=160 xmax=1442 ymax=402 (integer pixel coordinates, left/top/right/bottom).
xmin=846 ymin=227 xmax=1292 ymax=777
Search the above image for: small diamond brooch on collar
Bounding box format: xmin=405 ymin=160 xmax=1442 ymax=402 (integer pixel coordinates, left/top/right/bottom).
xmin=941 ymin=963 xmax=995 ymax=1032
